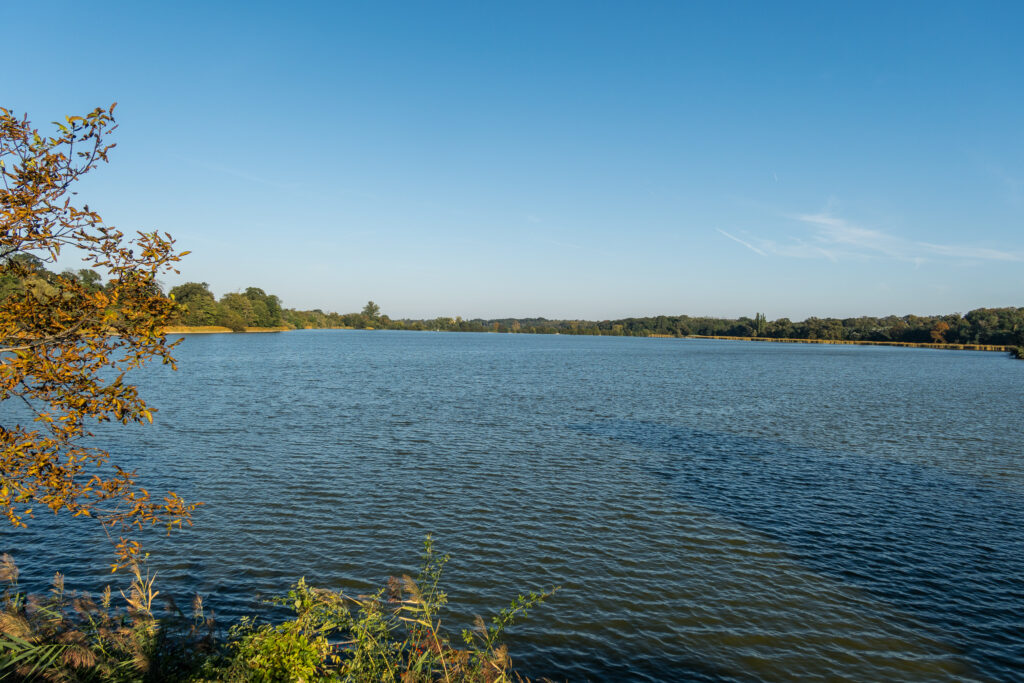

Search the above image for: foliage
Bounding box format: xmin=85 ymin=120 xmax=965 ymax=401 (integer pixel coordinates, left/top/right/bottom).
xmin=0 ymin=105 xmax=198 ymax=569
xmin=930 ymin=320 xmax=950 ymax=343
xmin=169 ymin=282 xmax=219 ymax=327
xmin=165 ymin=276 xmax=1023 ymax=347
xmin=753 ymin=312 xmax=767 ymax=336
xmin=361 ymin=301 xmax=380 ymax=321
xmin=281 ymin=303 xmax=1024 ymax=346
xmin=169 ymin=282 xmax=282 ymax=331
xmin=207 ymin=535 xmax=555 ymax=683
xmin=217 ymin=293 xmax=256 ymax=332
xmin=0 ymin=539 xmax=555 ymax=682
xmin=1011 ymin=346 xmax=1024 ymax=359
xmin=243 ymin=288 xmax=282 ymax=328
xmin=0 ymin=553 xmax=216 ymax=682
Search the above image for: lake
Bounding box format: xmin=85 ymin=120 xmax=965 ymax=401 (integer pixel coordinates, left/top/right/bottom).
xmin=5 ymin=331 xmax=1024 ymax=681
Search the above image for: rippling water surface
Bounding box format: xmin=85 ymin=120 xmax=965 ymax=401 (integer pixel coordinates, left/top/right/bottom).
xmin=5 ymin=331 xmax=1024 ymax=681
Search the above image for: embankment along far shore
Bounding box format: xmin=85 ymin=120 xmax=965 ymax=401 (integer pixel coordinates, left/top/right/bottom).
xmin=160 ymin=326 xmax=1013 ymax=353
xmin=649 ymin=333 xmax=1011 ymax=353
xmin=161 ymin=326 xmax=290 ymax=334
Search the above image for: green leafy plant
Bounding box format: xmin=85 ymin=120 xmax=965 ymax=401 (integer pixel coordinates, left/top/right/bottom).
xmin=204 ymin=535 xmax=557 ymax=682
xmin=1 ymin=539 xmax=557 ymax=682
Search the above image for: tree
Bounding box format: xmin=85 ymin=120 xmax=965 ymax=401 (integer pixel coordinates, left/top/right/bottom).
xmin=754 ymin=312 xmax=767 ymax=336
xmin=169 ymin=281 xmax=218 ymax=326
xmin=77 ymin=268 xmax=103 ymax=292
xmin=362 ymin=300 xmax=380 ymax=319
xmin=218 ymin=292 xmax=254 ymax=331
xmin=930 ymin=320 xmax=950 ymax=344
xmin=0 ymin=105 xmax=198 ymax=569
xmin=244 ymin=286 xmax=282 ymax=327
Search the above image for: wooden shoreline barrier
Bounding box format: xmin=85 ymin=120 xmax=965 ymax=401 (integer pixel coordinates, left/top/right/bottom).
xmin=647 ymin=333 xmax=1010 ymax=352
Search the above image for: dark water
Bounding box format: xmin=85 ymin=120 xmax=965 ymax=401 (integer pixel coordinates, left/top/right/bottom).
xmin=4 ymin=331 xmax=1024 ymax=681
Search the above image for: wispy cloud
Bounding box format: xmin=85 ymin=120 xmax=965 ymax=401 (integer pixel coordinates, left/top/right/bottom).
xmin=917 ymin=242 xmax=1022 ymax=261
xmin=171 ymin=153 xmax=302 ymax=193
xmin=795 ymin=213 xmax=908 ymax=258
xmin=716 ymin=229 xmax=766 ymax=256
xmin=718 ymin=211 xmax=1023 ymax=264
xmin=540 ymin=237 xmax=587 ymax=251
xmin=717 ymin=229 xmax=836 ymax=261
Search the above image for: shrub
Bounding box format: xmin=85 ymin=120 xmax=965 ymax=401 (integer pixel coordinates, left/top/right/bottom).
xmin=211 ymin=536 xmax=556 ymax=682
xmin=0 ymin=538 xmax=556 ymax=682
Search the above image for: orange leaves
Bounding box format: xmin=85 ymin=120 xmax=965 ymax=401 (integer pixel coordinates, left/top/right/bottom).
xmin=1 ymin=105 xmax=198 ymax=570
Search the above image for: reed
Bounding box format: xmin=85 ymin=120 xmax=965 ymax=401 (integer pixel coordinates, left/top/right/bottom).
xmin=0 ymin=554 xmax=216 ymax=681
xmin=0 ymin=538 xmax=556 ymax=682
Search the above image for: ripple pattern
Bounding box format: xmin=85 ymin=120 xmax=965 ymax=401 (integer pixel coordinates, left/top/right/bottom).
xmin=3 ymin=332 xmax=1023 ymax=681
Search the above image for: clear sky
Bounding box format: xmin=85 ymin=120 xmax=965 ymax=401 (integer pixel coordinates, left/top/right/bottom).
xmin=6 ymin=1 xmax=1023 ymax=320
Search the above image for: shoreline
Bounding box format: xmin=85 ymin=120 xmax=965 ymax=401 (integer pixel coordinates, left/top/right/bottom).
xmin=162 ymin=325 xmax=290 ymax=334
xmin=161 ymin=325 xmax=1013 ymax=353
xmin=651 ymin=333 xmax=1010 ymax=352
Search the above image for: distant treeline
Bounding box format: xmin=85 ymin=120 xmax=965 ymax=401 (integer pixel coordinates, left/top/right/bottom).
xmin=280 ymin=297 xmax=1024 ymax=346
xmin=26 ymin=270 xmax=1017 ymax=347
xmin=0 ymin=254 xmax=107 ymax=300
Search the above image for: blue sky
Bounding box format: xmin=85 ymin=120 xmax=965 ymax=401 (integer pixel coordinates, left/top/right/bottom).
xmin=6 ymin=1 xmax=1023 ymax=320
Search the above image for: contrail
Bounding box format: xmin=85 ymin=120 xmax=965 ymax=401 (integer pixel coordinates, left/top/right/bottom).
xmin=717 ymin=229 xmax=767 ymax=256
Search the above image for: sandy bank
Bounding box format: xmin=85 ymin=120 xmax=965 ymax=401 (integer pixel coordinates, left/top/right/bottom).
xmin=162 ymin=326 xmax=290 ymax=334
